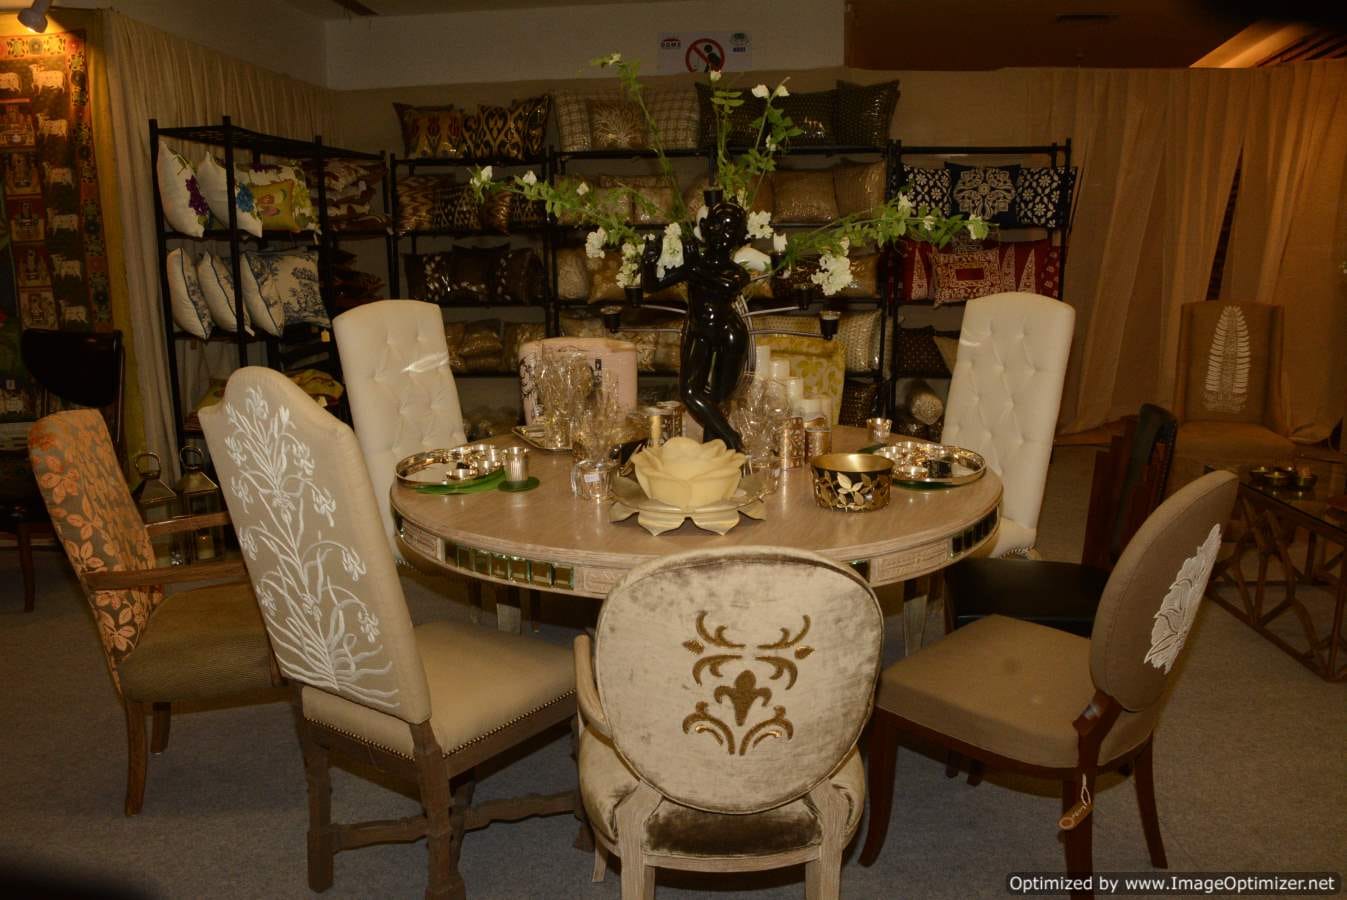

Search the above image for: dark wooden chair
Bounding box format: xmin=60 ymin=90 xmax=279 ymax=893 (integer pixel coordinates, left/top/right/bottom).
xmin=2 ymin=329 xmax=124 ymax=612
xmin=860 ymin=472 xmax=1237 ymax=898
xmin=29 ymin=409 xmax=278 ymax=814
xmin=943 ymin=403 xmax=1178 ymax=637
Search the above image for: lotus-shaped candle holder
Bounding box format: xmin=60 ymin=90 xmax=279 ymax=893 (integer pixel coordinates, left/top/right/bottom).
xmin=631 ymin=436 xmax=746 ymax=510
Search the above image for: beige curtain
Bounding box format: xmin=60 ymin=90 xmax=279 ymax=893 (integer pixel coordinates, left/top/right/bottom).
xmin=101 ymin=10 xmax=333 ymax=472
xmin=1222 ymin=60 xmax=1347 ymax=442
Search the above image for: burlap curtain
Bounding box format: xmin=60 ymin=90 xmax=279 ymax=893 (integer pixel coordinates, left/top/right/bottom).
xmin=1221 ymin=60 xmax=1347 ymax=442
xmin=99 ymin=10 xmax=333 ymax=472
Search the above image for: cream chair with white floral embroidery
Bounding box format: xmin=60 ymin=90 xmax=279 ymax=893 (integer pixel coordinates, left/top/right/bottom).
xmin=200 ymin=367 xmax=577 ymax=900
xmin=859 ymin=470 xmax=1237 ymax=889
xmin=574 ymin=547 xmax=883 ymax=899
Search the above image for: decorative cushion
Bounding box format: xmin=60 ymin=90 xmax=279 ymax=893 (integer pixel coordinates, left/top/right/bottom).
xmin=833 ymin=160 xmax=886 ymax=220
xmin=396 ymin=174 xmax=455 ymax=234
xmin=588 ymin=99 xmax=647 ymax=151
xmin=241 ymin=251 xmax=289 ymax=335
xmin=876 ymin=614 xmax=1156 ymax=769
xmin=893 ymin=325 xmax=951 ymax=379
xmin=756 ymin=310 xmax=888 ymax=374
xmin=756 ymin=335 xmax=845 ymax=424
xmin=195 ymin=155 xmax=262 ymax=237
xmin=393 ymin=103 xmax=465 ymax=159
xmin=251 ymin=249 xmax=327 ymax=326
xmin=1014 ymin=167 xmax=1076 ymax=228
xmin=511 ymin=197 xmax=546 ymax=229
xmin=478 ymin=188 xmax=514 ymax=234
xmin=167 ymin=248 xmax=212 ymax=339
xmin=1181 ymin=303 xmax=1277 ymax=425
xmin=932 ymin=245 xmax=1001 ymax=305
xmin=997 ymin=240 xmax=1061 ymax=298
xmin=434 ymin=184 xmax=485 ymax=232
xmin=494 ymin=248 xmax=544 ymax=305
xmin=898 ymin=239 xmax=934 ymax=301
xmin=835 ymin=80 xmax=899 ymax=146
xmin=683 ymin=175 xmax=772 ymax=218
xmin=894 ymin=165 xmax=951 ymax=215
xmin=599 ymin=175 xmax=676 ymax=225
xmin=450 ymin=245 xmax=510 ymax=305
xmin=555 ymin=175 xmax=630 ymax=225
xmin=934 ymin=333 xmax=959 ymax=374
xmin=555 ymin=247 xmax=590 ymax=302
xmin=771 ymin=169 xmax=838 ymax=223
xmin=117 ymin=582 xmax=275 ymax=703
xmin=839 ymin=380 xmax=881 ymax=427
xmin=695 ymin=82 xmax=764 ymax=147
xmin=196 ymin=253 xmax=252 ymax=334
xmin=586 ymin=251 xmax=628 ymax=303
xmin=899 ymin=378 xmax=944 ymax=426
xmin=554 ymin=90 xmax=595 ymax=152
xmin=947 ymin=162 xmax=1021 ymax=227
xmin=777 ymin=89 xmax=837 ymax=146
xmin=646 ymin=88 xmax=700 ymax=150
xmin=504 ymin=321 xmax=546 ymax=368
xmin=458 ymin=318 xmax=504 ymax=359
xmin=838 ymin=251 xmax=882 ymax=298
xmin=244 ymin=160 xmax=318 ymax=232
xmin=510 ymin=95 xmax=550 ymax=159
xmin=405 ymin=251 xmax=452 ymax=304
xmin=155 ymin=140 xmax=209 ymax=237
xmin=463 ymin=104 xmax=518 ymax=160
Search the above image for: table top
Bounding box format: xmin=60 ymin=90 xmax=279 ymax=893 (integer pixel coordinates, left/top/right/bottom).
xmin=392 ymin=426 xmax=1003 ymax=598
xmin=1239 ymin=460 xmax=1347 ymax=536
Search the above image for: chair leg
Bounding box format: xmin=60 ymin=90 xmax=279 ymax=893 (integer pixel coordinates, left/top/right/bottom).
xmin=944 ymin=751 xmax=961 ymax=778
xmin=571 ymin=718 xmax=595 ymax=852
xmin=17 ymin=521 xmax=35 ymax=612
xmin=901 ymin=581 xmax=928 ymax=656
xmin=591 ymin=845 xmax=608 ymax=883
xmin=966 ymin=760 xmax=985 ymax=786
xmin=419 ymin=750 xmax=468 ymax=900
xmin=858 ymin=710 xmax=899 ymax=867
xmin=466 ymin=578 xmax=482 ymax=625
xmin=1061 ymin=776 xmax=1095 ymax=900
xmin=300 ymin=725 xmax=335 ymax=893
xmin=1132 ymin=740 xmax=1168 ymax=868
xmin=150 ymin=702 xmax=172 ymax=754
xmin=123 ymin=699 xmax=148 ymax=816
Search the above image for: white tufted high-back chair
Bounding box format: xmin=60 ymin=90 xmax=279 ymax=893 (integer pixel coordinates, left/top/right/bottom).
xmin=334 ymin=300 xmax=467 ymax=559
xmin=942 ymin=292 xmax=1075 ymax=557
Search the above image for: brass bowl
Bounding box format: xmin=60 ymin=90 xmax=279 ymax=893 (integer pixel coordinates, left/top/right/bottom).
xmin=1292 ymin=472 xmax=1318 ymax=491
xmin=1264 ymin=469 xmax=1291 ymax=488
xmin=810 ymin=452 xmax=894 ymax=512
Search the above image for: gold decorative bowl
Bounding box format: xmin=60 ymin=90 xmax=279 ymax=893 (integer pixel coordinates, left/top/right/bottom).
xmin=810 ymin=452 xmax=894 ymax=512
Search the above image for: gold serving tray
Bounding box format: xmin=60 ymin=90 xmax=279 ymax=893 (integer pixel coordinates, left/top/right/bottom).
xmin=873 ymin=441 xmax=987 ymax=487
xmin=396 ymin=444 xmax=505 ymax=487
xmin=512 ymin=424 xmax=570 ymax=452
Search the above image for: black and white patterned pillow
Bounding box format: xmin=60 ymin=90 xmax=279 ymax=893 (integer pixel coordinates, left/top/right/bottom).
xmin=946 ymin=163 xmax=1021 ymax=227
xmin=1013 ymin=166 xmax=1077 ymax=228
xmin=891 ymin=165 xmax=951 ymax=215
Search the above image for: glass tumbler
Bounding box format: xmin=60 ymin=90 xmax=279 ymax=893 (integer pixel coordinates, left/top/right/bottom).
xmin=571 ymin=459 xmax=616 ymax=501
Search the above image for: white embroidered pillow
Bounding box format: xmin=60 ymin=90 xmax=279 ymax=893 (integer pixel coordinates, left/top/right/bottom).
xmin=155 ymin=140 xmax=208 ymax=237
xmin=166 ymin=248 xmax=212 ymax=340
xmin=242 ymin=251 xmax=286 ymax=336
xmin=196 ymin=155 xmax=264 ymax=238
xmin=1144 ymin=523 xmax=1222 ymax=674
xmin=196 ymin=252 xmax=253 ymax=335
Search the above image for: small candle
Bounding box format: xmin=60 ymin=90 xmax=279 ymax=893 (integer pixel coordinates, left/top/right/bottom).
xmin=754 ymin=346 xmax=773 ymax=376
xmin=769 ymin=359 xmax=792 ymax=381
xmin=798 ymin=397 xmax=823 ymax=419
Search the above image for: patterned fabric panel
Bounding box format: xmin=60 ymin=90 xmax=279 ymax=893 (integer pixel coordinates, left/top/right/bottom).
xmin=777 ymin=89 xmax=837 ymax=146
xmin=756 ymin=334 xmax=846 ymax=425
xmin=511 ymin=95 xmax=551 ymax=159
xmin=463 ymin=104 xmax=521 ymax=160
xmin=646 ymin=88 xmax=700 ymax=150
xmin=1013 ymin=166 xmax=1077 ymax=228
xmin=589 ymin=99 xmax=647 ymax=150
xmin=893 ymin=325 xmax=951 ymax=379
xmin=251 ymin=249 xmax=328 ymax=326
xmin=904 ymin=239 xmax=1058 ymax=303
xmin=946 ymin=163 xmax=1021 ymax=227
xmin=933 ymin=246 xmax=1001 ymax=304
xmin=555 ymin=90 xmax=595 ymax=152
xmin=892 ymin=166 xmax=951 ymax=215
xmin=29 ymin=410 xmax=162 ymax=685
xmin=395 ymin=174 xmax=455 ymax=234
xmin=835 ymin=80 xmax=899 ymax=146
xmin=393 ymin=103 xmax=465 ymax=159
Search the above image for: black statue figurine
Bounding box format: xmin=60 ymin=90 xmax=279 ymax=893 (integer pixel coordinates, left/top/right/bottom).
xmin=641 ymin=188 xmax=751 ymax=451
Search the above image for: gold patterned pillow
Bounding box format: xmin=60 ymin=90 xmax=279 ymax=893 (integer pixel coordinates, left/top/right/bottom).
xmin=554 ymin=91 xmax=594 ymax=152
xmin=756 ymin=334 xmax=845 ymax=425
xmin=555 ymin=247 xmax=590 ymax=301
xmin=838 ymin=252 xmax=881 ymax=298
xmin=835 ymin=80 xmax=899 ymax=146
xmin=932 ymin=246 xmax=1001 ymax=305
xmin=463 ymin=104 xmax=521 ymax=160
xmin=599 ymin=174 xmax=677 ymax=225
xmin=586 ymin=251 xmax=687 ymax=303
xmin=393 ymin=103 xmax=465 ymax=159
xmin=771 ymin=169 xmax=838 ymax=223
xmin=510 ymin=95 xmax=550 ymax=159
xmin=833 ymin=160 xmax=886 ymax=219
xmin=646 ymin=88 xmax=700 ymax=150
xmin=754 ymin=310 xmax=888 ymax=373
xmin=555 ymin=175 xmax=631 ymax=225
xmin=504 ymin=321 xmax=546 ymax=368
xmin=588 ymin=99 xmax=647 ymax=150
xmin=682 ymin=174 xmax=773 ymax=217
xmin=478 ymin=188 xmax=513 ymax=234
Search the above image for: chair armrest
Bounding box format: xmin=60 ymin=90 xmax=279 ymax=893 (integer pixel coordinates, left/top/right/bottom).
xmin=85 ymin=559 xmax=249 ymax=591
xmin=144 ymin=511 xmax=232 ymax=538
xmin=573 ymin=634 xmax=610 ymax=738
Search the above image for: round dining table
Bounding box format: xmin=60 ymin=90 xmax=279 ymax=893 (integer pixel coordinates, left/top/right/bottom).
xmin=392 ymin=426 xmax=1003 ymax=601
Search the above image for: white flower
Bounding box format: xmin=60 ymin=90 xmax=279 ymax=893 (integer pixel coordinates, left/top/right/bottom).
xmin=773 ymin=83 xmax=790 ymax=98
xmin=765 ymin=137 xmax=777 ymax=152
xmin=585 ymin=227 xmax=607 ymax=259
xmin=746 ymin=209 xmax=773 ymax=240
xmin=617 ymin=242 xmax=641 ymax=288
xmin=772 ymin=232 xmax=787 ymax=254
xmin=575 ymin=181 xmax=590 ymax=196
xmin=656 ymin=223 xmax=684 ymax=278
xmin=967 ymin=214 xmax=987 ymax=239
xmin=810 ymin=247 xmax=854 ymax=296
xmin=469 ymin=166 xmax=492 ymax=189
xmin=751 ymin=84 xmax=770 ymax=99
xmin=922 ymin=214 xmax=936 ymax=231
xmin=733 ymin=245 xmax=770 ymax=272
xmin=709 ymin=69 xmax=722 ymax=82
xmin=519 ymin=170 xmax=537 ymax=186
xmin=604 ymin=52 xmax=622 ymax=66
xmin=896 ymin=193 xmax=913 ymax=215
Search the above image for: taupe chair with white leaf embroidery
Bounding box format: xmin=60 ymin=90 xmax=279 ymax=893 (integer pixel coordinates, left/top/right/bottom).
xmin=200 ymin=367 xmax=578 ymax=900
xmin=1169 ymin=301 xmax=1293 ymax=493
xmin=860 ymin=471 xmax=1238 ymax=898
xmin=574 ymin=547 xmax=883 ymax=899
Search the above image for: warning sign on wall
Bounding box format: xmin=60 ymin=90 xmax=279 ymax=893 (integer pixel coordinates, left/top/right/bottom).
xmin=657 ymin=32 xmax=752 ymax=75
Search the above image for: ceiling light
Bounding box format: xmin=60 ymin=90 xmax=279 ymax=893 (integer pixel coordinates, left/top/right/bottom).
xmin=18 ymin=0 xmax=52 ymax=34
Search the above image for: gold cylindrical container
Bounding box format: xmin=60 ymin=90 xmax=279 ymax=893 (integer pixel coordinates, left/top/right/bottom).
xmin=779 ymin=416 xmax=806 ymax=468
xmin=805 ymin=424 xmax=832 ymax=459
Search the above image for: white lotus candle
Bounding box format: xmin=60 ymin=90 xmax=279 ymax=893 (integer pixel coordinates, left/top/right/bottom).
xmin=754 ymin=346 xmax=772 ymax=376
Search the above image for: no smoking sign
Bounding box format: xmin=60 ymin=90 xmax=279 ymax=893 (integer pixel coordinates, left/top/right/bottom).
xmin=658 ymin=31 xmax=752 ymax=75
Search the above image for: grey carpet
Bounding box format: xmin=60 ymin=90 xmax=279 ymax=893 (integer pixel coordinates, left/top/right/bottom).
xmin=2 ymin=447 xmax=1343 ymax=899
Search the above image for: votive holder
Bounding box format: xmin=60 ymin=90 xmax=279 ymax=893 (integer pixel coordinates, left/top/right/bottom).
xmin=867 ymin=417 xmax=893 ymax=444
xmin=572 ymin=459 xmax=616 ymax=501
xmin=747 ymin=451 xmax=783 ymax=494
xmin=502 ymin=446 xmax=530 ymax=484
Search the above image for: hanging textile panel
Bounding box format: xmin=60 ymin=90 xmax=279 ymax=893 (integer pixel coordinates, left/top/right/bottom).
xmin=0 ymin=29 xmax=110 ymax=422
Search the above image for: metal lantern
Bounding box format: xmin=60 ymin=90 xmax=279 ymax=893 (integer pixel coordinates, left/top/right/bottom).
xmin=130 ymin=451 xmax=179 ymax=567
xmin=175 ymin=445 xmax=224 ymax=562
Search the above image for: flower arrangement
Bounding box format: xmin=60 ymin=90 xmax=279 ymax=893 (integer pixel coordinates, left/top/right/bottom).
xmin=469 ymin=53 xmax=988 ymax=297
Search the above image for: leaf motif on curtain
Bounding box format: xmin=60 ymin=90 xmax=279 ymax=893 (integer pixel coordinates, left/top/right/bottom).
xmin=222 ymin=385 xmax=399 ymax=710
xmin=1145 ymin=524 xmax=1222 ymax=674
xmin=1202 ymin=306 xmax=1251 ymax=413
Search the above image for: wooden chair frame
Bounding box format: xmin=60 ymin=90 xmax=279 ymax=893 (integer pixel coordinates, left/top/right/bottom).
xmin=575 ymin=635 xmax=853 ymax=900
xmin=859 ymin=690 xmax=1165 ymax=900
xmin=80 ymin=511 xmax=278 ymax=816
xmin=294 ymin=685 xmax=580 ymax=899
